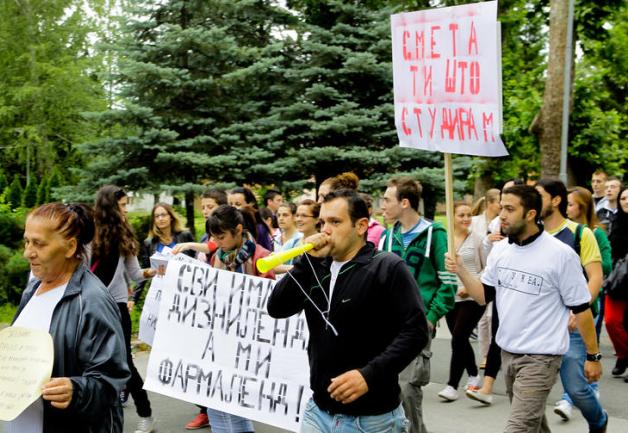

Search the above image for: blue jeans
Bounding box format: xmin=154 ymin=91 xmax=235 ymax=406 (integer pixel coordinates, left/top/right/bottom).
xmin=300 ymin=399 xmax=408 ymax=433
xmin=559 ymin=331 xmax=607 ymax=429
xmin=206 ymin=408 xmax=254 ymax=433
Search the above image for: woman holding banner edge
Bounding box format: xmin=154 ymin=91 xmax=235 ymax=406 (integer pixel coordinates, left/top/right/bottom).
xmin=191 ymin=204 xmax=274 ymax=433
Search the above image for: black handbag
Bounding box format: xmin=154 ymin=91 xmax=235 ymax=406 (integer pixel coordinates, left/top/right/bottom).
xmin=604 ymin=254 xmax=628 ymax=300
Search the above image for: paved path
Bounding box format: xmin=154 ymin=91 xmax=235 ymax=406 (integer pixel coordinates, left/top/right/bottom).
xmin=2 ymin=323 xmax=625 ymax=433
xmin=120 ymin=325 xmax=627 ymax=433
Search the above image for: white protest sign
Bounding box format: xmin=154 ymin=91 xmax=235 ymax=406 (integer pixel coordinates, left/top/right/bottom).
xmin=138 ymin=275 xmax=166 ymax=346
xmin=0 ymin=327 xmax=54 ymax=421
xmin=144 ymin=254 xmax=311 ymax=432
xmin=391 ymin=0 xmax=508 ymax=156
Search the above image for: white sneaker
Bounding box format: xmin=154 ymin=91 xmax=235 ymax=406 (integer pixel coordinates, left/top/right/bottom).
xmin=554 ymin=400 xmax=572 ymax=421
xmin=466 ymin=388 xmax=493 ymax=405
xmin=466 ymin=375 xmax=482 ymax=390
xmin=438 ymin=385 xmax=459 ymax=401
xmin=135 ymin=416 xmax=156 ymax=433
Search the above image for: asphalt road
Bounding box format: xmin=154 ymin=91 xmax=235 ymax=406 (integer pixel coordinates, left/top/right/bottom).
xmin=1 ymin=323 xmax=626 ymax=433
xmin=120 ymin=324 xmax=628 ymax=433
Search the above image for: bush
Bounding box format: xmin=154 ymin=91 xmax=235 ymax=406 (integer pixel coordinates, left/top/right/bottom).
xmin=7 ymin=175 xmax=23 ymax=209
xmin=0 ymin=205 xmax=29 ymax=306
xmin=0 ymin=245 xmax=29 ymax=305
xmin=0 ymin=204 xmax=26 ymax=249
xmin=128 ymin=212 xmax=152 ymax=243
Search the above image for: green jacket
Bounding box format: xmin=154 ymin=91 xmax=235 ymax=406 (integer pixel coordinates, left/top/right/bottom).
xmin=593 ymin=227 xmax=613 ymax=277
xmin=381 ymin=220 xmax=456 ymax=325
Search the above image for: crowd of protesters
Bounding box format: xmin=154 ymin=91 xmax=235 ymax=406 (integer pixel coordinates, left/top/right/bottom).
xmin=6 ymin=168 xmax=627 ymax=433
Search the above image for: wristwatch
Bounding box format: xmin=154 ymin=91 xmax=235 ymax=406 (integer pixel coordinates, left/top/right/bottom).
xmin=586 ymin=352 xmax=602 ymax=362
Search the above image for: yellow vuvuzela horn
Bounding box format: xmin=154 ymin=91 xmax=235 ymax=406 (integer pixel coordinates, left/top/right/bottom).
xmin=256 ymin=243 xmax=314 ymax=273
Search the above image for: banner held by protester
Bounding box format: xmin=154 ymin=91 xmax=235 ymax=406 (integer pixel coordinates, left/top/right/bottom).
xmin=391 ymin=0 xmax=507 ymax=157
xmin=144 ymin=254 xmax=311 ymax=432
xmin=139 ymin=274 xmax=166 ymax=346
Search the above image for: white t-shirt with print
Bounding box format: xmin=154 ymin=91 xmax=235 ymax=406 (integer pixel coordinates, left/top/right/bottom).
xmin=481 ymin=232 xmax=590 ymax=355
xmin=8 ymin=284 xmax=66 ymax=433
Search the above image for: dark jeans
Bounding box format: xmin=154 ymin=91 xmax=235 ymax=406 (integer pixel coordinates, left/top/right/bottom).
xmin=485 ymin=301 xmax=502 ymax=379
xmin=445 ymin=301 xmax=486 ymax=389
xmin=118 ymin=303 xmax=152 ymax=418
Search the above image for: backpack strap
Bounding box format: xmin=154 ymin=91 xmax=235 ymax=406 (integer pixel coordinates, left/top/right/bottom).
xmin=575 ymin=223 xmax=584 ymax=257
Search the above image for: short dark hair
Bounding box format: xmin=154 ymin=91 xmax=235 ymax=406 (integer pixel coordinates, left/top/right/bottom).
xmin=207 ymin=205 xmax=244 ymax=236
xmin=264 ymin=189 xmax=282 ymax=205
xmin=592 ymin=169 xmax=607 ymax=178
xmin=502 ymin=185 xmax=542 ymax=222
xmin=231 ymin=187 xmax=258 ymax=208
xmin=201 ymin=188 xmax=228 ymax=205
xmin=387 ymin=177 xmax=422 ymax=211
xmin=535 ymin=178 xmax=567 ymax=217
xmin=503 ymin=178 xmax=525 ymax=189
xmin=323 ymin=189 xmax=369 ymax=224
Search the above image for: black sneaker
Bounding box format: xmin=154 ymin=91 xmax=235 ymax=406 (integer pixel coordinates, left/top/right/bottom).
xmin=612 ymin=358 xmax=627 ymax=376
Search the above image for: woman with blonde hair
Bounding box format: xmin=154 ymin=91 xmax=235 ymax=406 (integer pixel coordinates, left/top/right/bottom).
xmin=438 ymin=201 xmax=487 ymax=401
xmin=567 ymin=187 xmax=612 ymax=277
xmin=132 ymin=203 xmax=195 ymax=306
xmin=470 ymin=188 xmax=501 ymax=235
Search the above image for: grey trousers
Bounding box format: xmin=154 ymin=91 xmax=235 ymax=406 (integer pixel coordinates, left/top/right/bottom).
xmin=399 ymin=336 xmax=432 ymax=433
xmin=502 ymin=351 xmax=562 ymax=433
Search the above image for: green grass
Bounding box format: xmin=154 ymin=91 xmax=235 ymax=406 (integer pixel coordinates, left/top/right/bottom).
xmin=0 ymin=303 xmax=17 ymax=325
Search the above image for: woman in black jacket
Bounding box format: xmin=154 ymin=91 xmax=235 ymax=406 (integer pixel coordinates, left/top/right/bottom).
xmin=12 ymin=203 xmax=129 ymax=433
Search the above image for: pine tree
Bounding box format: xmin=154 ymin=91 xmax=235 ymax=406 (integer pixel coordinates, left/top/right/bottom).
xmin=7 ymin=175 xmax=23 ymax=209
xmin=22 ymin=179 xmax=38 ymax=208
xmin=0 ymin=172 xmax=7 ymax=193
xmin=248 ymin=0 xmax=444 ymax=192
xmin=36 ymin=174 xmax=48 ymax=206
xmin=71 ymin=0 xmax=295 ymax=232
xmin=46 ymin=168 xmax=63 ymax=202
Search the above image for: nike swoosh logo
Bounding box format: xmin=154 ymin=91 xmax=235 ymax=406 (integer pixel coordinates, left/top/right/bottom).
xmin=341 ymin=298 xmax=351 ymax=303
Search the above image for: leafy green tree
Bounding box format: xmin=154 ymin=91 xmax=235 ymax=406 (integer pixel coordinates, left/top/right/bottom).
xmin=7 ymin=175 xmax=23 ymax=209
xmin=568 ymin=1 xmax=627 ymax=183
xmin=22 ymin=179 xmax=38 ymax=208
xmin=0 ymin=0 xmax=106 ymax=186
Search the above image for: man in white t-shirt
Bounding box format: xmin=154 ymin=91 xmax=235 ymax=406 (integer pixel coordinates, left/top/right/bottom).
xmin=445 ymin=185 xmax=603 ymax=433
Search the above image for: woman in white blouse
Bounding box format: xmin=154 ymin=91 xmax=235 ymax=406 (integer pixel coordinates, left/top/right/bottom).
xmin=438 ymin=201 xmax=488 ymax=402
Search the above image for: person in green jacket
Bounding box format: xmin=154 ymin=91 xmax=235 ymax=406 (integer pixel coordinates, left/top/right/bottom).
xmin=380 ymin=177 xmax=456 ymax=433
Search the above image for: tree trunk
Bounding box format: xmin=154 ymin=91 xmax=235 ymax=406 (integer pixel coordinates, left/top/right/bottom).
xmin=530 ymin=0 xmax=570 ymax=178
xmin=473 ymin=168 xmax=492 ymax=200
xmin=185 ymin=190 xmax=195 ymax=238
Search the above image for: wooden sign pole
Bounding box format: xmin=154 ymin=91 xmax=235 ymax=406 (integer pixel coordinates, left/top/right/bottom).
xmin=444 ymin=153 xmax=455 ymax=255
